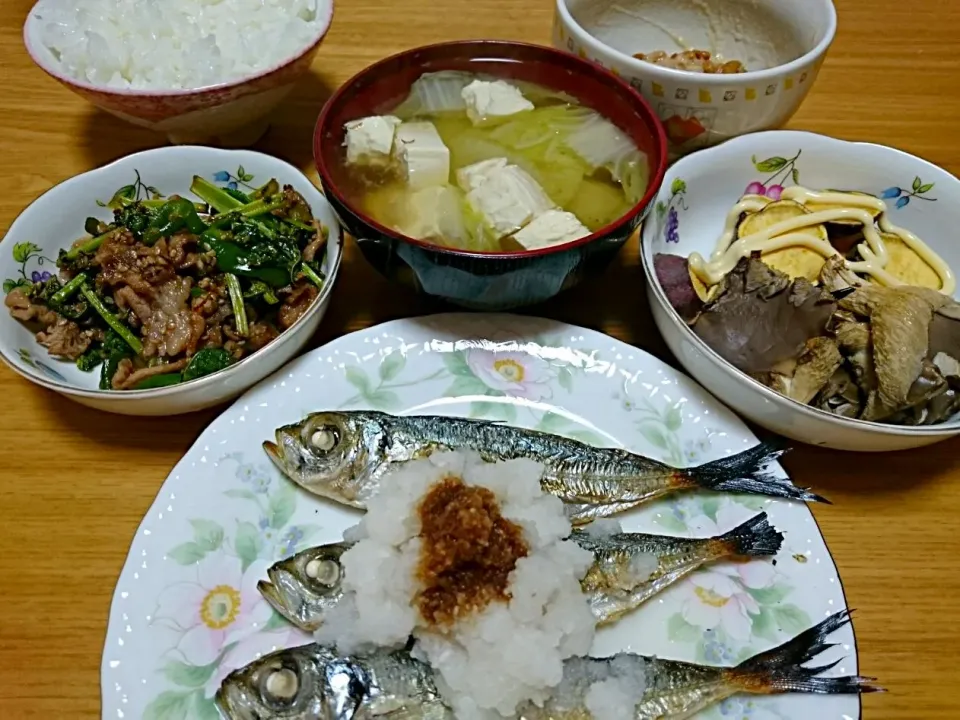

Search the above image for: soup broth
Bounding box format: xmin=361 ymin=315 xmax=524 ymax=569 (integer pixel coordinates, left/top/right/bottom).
xmin=338 ymin=71 xmax=649 ymax=253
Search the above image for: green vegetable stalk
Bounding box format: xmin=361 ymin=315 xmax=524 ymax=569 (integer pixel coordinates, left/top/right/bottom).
xmin=80 ymin=284 xmax=142 ymax=355
xmin=49 ymin=274 xmax=86 ymax=307
xmin=253 ymin=178 xmax=280 ymax=200
xmin=190 ymin=176 xmax=244 ymax=214
xmin=298 ymin=262 xmax=326 ymax=290
xmin=225 ymin=273 xmax=249 ymax=338
xmin=64 ymin=229 xmax=117 ymax=260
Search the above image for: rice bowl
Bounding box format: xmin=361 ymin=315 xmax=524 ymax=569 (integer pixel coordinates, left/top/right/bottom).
xmin=23 ymin=0 xmax=335 ymax=144
xmin=34 ymin=0 xmax=326 ymax=91
xmin=317 ymin=450 xmax=599 ymax=720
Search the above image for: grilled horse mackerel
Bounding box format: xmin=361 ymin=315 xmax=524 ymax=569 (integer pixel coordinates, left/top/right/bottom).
xmin=259 ymin=513 xmax=784 ymax=631
xmin=263 ymin=411 xmax=824 ymax=523
xmin=216 ymin=610 xmax=878 ymax=720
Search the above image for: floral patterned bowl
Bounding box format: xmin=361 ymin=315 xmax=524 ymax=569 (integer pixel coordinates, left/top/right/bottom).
xmin=22 ymin=0 xmax=334 ymax=146
xmin=314 ymin=40 xmax=668 ymax=311
xmin=0 ymin=146 xmax=343 ymax=416
xmin=640 ymin=129 xmax=960 ymax=452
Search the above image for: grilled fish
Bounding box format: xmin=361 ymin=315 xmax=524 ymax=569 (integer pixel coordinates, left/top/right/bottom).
xmin=258 ymin=542 xmax=350 ymax=633
xmin=259 ymin=513 xmax=783 ymax=631
xmin=263 ymin=411 xmax=824 ymax=524
xmin=216 ymin=610 xmax=878 ymax=720
xmin=576 ymin=512 xmax=783 ymax=625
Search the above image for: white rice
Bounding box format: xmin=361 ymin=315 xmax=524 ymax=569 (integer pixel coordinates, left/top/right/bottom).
xmin=317 ymin=450 xmax=597 ymax=720
xmin=35 ymin=0 xmax=325 ymax=91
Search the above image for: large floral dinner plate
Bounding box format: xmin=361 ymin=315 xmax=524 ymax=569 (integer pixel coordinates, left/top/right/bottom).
xmin=101 ymin=314 xmax=860 ymax=720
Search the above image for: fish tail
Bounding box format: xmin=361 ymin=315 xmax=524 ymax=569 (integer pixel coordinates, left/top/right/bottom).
xmin=727 ymin=610 xmax=883 ymax=696
xmin=716 ymin=512 xmax=784 ymax=558
xmin=681 ymin=440 xmax=830 ymax=504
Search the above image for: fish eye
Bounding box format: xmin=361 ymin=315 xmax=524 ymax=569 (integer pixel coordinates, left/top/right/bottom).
xmin=308 ymin=425 xmax=340 ymax=453
xmin=305 ymin=558 xmax=341 ymax=587
xmin=259 ymin=666 xmax=300 ymax=708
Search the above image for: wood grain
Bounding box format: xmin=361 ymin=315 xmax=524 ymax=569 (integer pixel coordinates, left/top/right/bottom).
xmin=1 ymin=0 xmax=958 ymax=717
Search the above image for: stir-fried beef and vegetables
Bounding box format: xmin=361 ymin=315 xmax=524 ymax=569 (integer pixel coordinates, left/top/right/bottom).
xmin=4 ymin=176 xmax=328 ymax=390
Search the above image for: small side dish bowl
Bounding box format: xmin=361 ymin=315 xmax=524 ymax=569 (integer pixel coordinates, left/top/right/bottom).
xmin=314 ymin=39 xmax=668 ymax=311
xmin=640 ymin=130 xmax=960 ymax=452
xmin=553 ymin=0 xmax=836 ymax=157
xmin=23 ymin=0 xmax=334 ymax=146
xmin=0 ymin=146 xmax=343 ymax=416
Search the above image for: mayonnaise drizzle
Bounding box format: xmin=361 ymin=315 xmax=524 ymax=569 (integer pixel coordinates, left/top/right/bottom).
xmin=689 ymin=186 xmax=955 ymax=294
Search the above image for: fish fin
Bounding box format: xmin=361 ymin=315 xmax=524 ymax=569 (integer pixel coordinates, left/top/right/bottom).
xmin=683 ymin=440 xmax=830 ymax=504
xmin=716 ymin=512 xmax=784 ymax=558
xmin=727 ymin=609 xmax=883 ymax=696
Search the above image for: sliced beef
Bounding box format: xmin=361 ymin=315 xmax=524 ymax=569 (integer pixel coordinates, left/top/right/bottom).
xmin=36 ymin=317 xmax=94 ymax=360
xmin=158 ymin=232 xmax=214 ymax=272
xmin=277 ymin=281 xmax=318 ymax=330
xmin=141 ymin=277 xmax=205 ymax=358
xmin=302 ymin=223 xmax=327 ymax=263
xmin=114 ymin=286 xmax=152 ymax=325
xmin=95 ymin=230 xmax=175 ymax=293
xmin=247 ymin=322 xmax=279 ymax=352
xmin=192 ymin=277 xmax=229 ymax=318
xmin=5 ymin=288 xmax=59 ymax=327
xmin=112 ymin=358 xmax=189 ymax=390
xmin=199 ymin=325 xmax=224 ymax=350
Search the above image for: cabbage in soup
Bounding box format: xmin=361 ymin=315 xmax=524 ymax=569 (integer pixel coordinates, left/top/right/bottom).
xmin=339 ymin=71 xmax=649 ymax=253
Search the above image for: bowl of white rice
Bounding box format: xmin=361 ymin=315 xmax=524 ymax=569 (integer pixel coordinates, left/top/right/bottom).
xmin=23 ymin=0 xmax=335 ymax=146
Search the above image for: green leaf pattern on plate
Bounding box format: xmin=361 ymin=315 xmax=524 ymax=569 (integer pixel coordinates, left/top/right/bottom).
xmin=146 ymin=454 xmax=319 ymax=714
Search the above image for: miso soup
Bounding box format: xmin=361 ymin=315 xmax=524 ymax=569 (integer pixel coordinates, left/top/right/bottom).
xmin=339 ymin=71 xmax=649 ymax=253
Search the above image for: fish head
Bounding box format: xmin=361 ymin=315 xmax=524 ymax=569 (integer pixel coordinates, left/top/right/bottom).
xmin=259 ymin=543 xmax=350 ymax=633
xmin=215 ymin=644 xmax=332 ymax=720
xmin=263 ymin=412 xmax=383 ymax=505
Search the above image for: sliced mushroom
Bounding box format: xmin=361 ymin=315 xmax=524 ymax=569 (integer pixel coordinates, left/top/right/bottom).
xmin=788 ymin=337 xmax=844 ymax=404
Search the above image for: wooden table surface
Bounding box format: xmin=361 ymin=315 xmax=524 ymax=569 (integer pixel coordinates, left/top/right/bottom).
xmin=1 ymin=0 xmax=958 ymax=717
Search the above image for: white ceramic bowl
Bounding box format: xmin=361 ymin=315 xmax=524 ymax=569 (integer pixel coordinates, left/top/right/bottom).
xmin=0 ymin=146 xmax=343 ymax=416
xmin=23 ymin=0 xmax=334 ymax=146
xmin=640 ymin=130 xmax=960 ymax=452
xmin=553 ymin=0 xmax=836 ymax=158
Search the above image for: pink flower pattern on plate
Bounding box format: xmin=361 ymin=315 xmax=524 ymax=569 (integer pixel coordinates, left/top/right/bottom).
xmin=464 ymin=348 xmax=557 ymax=401
xmin=681 ymin=561 xmax=777 ymax=642
xmin=154 ymin=555 xmax=275 ymax=669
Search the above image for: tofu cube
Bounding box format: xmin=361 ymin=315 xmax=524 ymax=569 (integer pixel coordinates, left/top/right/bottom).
xmin=343 ymin=115 xmax=401 ymax=166
xmin=395 ymin=121 xmax=451 ymax=190
xmin=455 ymin=157 xmax=508 ymax=193
xmin=461 ymin=161 xmax=555 ymax=237
xmin=461 ymin=79 xmax=534 ymax=126
xmin=511 ymin=209 xmax=592 ymax=250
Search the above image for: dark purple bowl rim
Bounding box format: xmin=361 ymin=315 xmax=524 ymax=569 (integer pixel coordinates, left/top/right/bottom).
xmin=313 ymin=39 xmax=668 ymax=261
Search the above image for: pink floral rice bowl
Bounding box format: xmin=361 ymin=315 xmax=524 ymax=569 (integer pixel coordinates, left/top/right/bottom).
xmin=22 ymin=0 xmax=335 ymax=146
